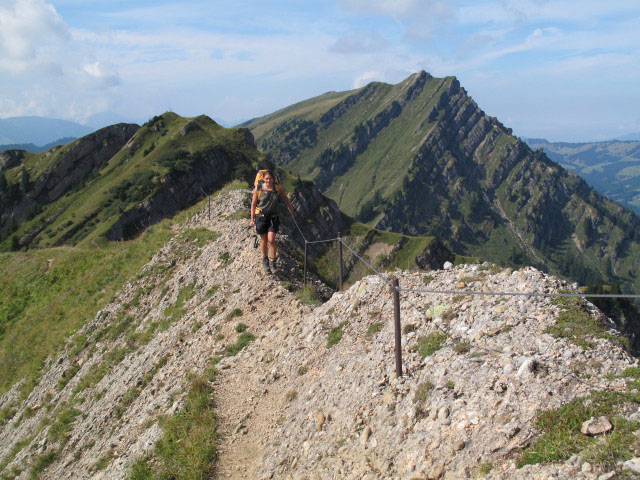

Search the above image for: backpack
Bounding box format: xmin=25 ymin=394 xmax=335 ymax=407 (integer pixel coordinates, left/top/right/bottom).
xmin=253 ymin=170 xmax=283 ymax=215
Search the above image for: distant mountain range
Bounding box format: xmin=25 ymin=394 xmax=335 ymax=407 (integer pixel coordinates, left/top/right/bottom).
xmin=3 ymin=88 xmax=640 ymax=295
xmin=0 ymin=137 xmax=77 ymax=153
xmin=244 ymin=71 xmax=640 ymax=293
xmin=0 ymin=114 xmax=245 ymax=148
xmin=0 ymin=116 xmax=93 ymax=145
xmin=524 ymin=138 xmax=640 ymax=215
xmin=612 ymin=132 xmax=640 ymax=141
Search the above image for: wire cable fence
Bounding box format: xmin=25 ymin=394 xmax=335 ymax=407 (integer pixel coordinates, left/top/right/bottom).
xmin=288 ymin=217 xmax=640 ymax=381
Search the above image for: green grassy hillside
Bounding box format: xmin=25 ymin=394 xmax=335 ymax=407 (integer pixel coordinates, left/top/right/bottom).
xmin=0 ymin=113 xmax=260 ymax=250
xmin=0 ymin=218 xmax=173 ymax=398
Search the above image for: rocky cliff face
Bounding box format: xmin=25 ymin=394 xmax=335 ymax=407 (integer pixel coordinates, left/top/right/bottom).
xmin=246 ymin=72 xmax=640 ymax=295
xmin=0 ymin=150 xmax=24 ymax=172
xmin=31 ymin=124 xmax=139 ymax=206
xmin=1 ymin=189 xmax=639 ymax=479
xmin=283 ymin=179 xmax=346 ymax=256
xmin=0 ymin=124 xmax=139 ymax=241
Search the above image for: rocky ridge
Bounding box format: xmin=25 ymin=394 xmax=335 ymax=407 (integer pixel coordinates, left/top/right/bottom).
xmin=0 ymin=189 xmax=639 ymax=479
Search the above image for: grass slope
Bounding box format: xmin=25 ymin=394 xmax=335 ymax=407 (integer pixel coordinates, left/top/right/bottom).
xmin=0 ymin=217 xmax=173 ymax=398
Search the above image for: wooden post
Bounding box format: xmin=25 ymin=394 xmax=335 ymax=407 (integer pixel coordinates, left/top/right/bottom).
xmin=392 ymin=278 xmax=402 ymax=377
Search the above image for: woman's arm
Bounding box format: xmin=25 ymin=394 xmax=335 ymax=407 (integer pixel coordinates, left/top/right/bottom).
xmin=278 ymin=187 xmax=295 ymax=216
xmin=249 ymin=187 xmax=258 ymax=226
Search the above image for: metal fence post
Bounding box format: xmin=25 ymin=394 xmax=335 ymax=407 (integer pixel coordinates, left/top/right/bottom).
xmin=303 ymin=241 xmax=308 ymax=286
xmin=337 ymin=232 xmax=343 ymax=290
xmin=392 ymin=278 xmax=403 ymax=377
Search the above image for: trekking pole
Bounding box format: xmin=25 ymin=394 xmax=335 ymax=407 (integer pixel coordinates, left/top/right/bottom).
xmin=303 ymin=240 xmax=308 ymax=286
xmin=337 ymin=232 xmax=343 ymax=290
xmin=392 ymin=278 xmax=402 ymax=377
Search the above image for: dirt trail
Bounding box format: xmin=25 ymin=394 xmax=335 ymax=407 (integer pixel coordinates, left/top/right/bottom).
xmin=213 ymin=343 xmax=289 ymax=479
xmin=210 ymin=277 xmax=295 ymax=480
xmin=193 ymin=194 xmax=309 ymax=479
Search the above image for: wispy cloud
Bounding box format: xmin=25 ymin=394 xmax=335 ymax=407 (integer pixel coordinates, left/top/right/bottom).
xmin=1 ymin=0 xmax=639 ymax=140
xmin=0 ymin=0 xmax=69 ymax=71
xmin=330 ymin=31 xmax=390 ymax=54
xmin=0 ymin=0 xmax=120 ymax=120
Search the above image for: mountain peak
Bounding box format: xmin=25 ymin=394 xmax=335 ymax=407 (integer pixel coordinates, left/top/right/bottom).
xmin=244 ymin=72 xmax=640 ymax=296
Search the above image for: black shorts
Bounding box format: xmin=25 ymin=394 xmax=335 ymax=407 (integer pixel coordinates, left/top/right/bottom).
xmin=255 ymin=214 xmax=280 ymax=235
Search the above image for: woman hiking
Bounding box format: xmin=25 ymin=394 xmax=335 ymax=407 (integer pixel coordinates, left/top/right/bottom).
xmin=249 ymin=170 xmax=294 ymax=274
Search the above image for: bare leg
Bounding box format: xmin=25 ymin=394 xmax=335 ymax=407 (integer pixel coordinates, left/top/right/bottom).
xmin=267 ymin=231 xmax=277 ymax=259
xmin=260 ymin=234 xmax=268 ymax=258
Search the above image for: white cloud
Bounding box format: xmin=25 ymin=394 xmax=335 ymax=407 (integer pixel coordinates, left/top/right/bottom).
xmin=353 ymin=71 xmax=383 ymax=88
xmin=340 ymin=0 xmax=454 ymax=42
xmin=83 ymin=61 xmax=120 ymax=86
xmin=0 ymin=0 xmax=120 ymax=121
xmin=457 ymin=0 xmax=640 ymax=26
xmin=330 ymin=31 xmax=390 ymax=54
xmin=0 ymin=0 xmax=69 ymax=71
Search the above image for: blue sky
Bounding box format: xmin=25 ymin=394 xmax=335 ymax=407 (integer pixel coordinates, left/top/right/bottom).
xmin=1 ymin=0 xmax=639 ymax=141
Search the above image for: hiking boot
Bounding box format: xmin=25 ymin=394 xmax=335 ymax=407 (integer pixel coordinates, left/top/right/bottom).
xmin=269 ymin=257 xmax=278 ymax=275
xmin=261 ymin=257 xmax=270 ymax=274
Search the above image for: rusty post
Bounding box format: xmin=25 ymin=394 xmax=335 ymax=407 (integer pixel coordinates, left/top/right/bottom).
xmin=303 ymin=241 xmax=308 ymax=286
xmin=392 ymin=278 xmax=402 ymax=377
xmin=337 ymin=232 xmax=343 ymax=290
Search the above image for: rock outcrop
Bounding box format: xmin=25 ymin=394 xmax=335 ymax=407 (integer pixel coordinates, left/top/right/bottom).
xmin=31 ymin=124 xmax=139 ymax=206
xmin=0 ymin=150 xmax=24 ymax=172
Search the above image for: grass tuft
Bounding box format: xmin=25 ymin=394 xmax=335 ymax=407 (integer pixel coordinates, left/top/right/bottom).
xmin=453 ymin=340 xmax=472 ymax=354
xmin=413 ymin=332 xmax=447 ymax=358
xmin=365 ymin=321 xmax=384 ymax=339
xmin=294 ymin=285 xmax=322 ymax=306
xmin=327 ymin=321 xmax=348 ymax=348
xmin=225 ymin=308 xmax=243 ymax=321
xmin=545 ymin=296 xmax=623 ymax=350
xmin=413 ymin=381 xmax=434 ymax=404
xmin=48 ymin=407 xmax=82 ymax=445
